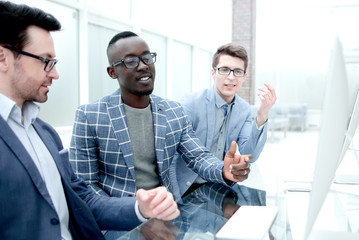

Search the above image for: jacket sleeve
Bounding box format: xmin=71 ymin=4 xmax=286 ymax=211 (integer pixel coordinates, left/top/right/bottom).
xmin=176 ymin=106 xmax=228 ymax=185
xmin=41 ymin=118 xmax=142 ymax=231
xmin=65 ymin=158 xmax=141 ymax=230
xmin=69 ymin=107 xmax=109 ymax=196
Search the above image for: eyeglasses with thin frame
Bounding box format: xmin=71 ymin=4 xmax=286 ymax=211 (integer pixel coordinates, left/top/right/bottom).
xmin=111 ymin=52 xmax=157 ymax=69
xmin=4 ymin=46 xmax=58 ymax=73
xmin=214 ymin=67 xmax=246 ymax=77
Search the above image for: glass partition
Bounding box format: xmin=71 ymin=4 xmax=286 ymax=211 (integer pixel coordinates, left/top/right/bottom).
xmin=142 ymin=31 xmax=168 ymax=98
xmin=171 ymin=41 xmax=192 ymax=101
xmin=37 ymin=2 xmax=79 ymax=127
xmin=88 ymin=24 xmax=119 ymax=102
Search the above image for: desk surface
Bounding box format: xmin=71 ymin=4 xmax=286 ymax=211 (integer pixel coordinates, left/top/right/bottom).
xmin=115 ymin=161 xmax=359 ymax=240
xmin=117 ymin=182 xmax=281 ymax=240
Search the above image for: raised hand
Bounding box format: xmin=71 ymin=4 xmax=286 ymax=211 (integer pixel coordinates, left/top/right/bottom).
xmin=223 ymin=141 xmax=251 ymax=182
xmin=257 ymin=83 xmax=276 ymax=126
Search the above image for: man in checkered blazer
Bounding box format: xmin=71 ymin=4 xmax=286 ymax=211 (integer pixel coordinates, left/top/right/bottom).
xmin=69 ymin=31 xmax=251 ymax=230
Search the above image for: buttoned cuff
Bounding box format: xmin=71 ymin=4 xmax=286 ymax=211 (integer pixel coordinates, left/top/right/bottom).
xmin=135 ymin=200 xmax=149 ymax=223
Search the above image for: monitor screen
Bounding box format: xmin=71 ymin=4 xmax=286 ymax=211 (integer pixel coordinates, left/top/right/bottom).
xmin=304 ymin=36 xmax=349 ymax=239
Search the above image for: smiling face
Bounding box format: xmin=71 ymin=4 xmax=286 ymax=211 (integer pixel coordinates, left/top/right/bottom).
xmin=107 ymin=36 xmax=155 ymax=107
xmin=4 ymin=25 xmax=59 ymax=108
xmin=212 ymin=54 xmax=247 ymax=104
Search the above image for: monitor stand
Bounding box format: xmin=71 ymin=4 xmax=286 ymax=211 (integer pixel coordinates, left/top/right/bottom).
xmin=334 ymin=137 xmax=359 ymax=185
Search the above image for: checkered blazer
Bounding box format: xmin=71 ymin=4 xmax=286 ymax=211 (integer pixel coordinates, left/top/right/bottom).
xmin=69 ymin=89 xmax=226 ymax=201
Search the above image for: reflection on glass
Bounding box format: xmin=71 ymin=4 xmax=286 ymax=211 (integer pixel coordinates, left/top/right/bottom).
xmin=118 ymin=183 xmax=266 ymax=239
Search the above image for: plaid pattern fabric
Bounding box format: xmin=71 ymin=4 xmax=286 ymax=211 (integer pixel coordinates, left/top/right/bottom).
xmin=69 ymin=89 xmax=225 ymax=200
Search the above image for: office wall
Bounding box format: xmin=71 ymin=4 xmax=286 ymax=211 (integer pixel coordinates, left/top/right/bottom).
xmin=10 ymin=0 xmax=232 ymax=131
xmin=256 ymin=0 xmax=359 ymax=128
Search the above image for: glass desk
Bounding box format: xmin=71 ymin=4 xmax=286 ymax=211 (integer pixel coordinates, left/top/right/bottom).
xmin=113 ymin=159 xmax=359 ymax=240
xmin=117 ymin=182 xmax=283 ymax=240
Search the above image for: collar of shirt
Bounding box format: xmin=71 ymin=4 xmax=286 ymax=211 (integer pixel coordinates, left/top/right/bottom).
xmin=213 ymin=88 xmax=236 ymax=115
xmin=214 ymin=89 xmax=228 ymax=109
xmin=0 ymin=93 xmax=40 ymax=129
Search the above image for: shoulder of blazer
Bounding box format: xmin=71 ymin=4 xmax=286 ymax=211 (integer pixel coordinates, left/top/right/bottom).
xmin=233 ymin=94 xmax=251 ymax=112
xmin=80 ymin=89 xmax=122 ymax=110
xmin=150 ymin=94 xmax=182 ymax=111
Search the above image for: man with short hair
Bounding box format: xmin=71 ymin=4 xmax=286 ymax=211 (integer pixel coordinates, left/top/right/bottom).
xmin=174 ymin=42 xmax=276 ymax=196
xmin=0 ymin=2 xmax=178 ymax=239
xmin=69 ymin=31 xmax=251 ymax=210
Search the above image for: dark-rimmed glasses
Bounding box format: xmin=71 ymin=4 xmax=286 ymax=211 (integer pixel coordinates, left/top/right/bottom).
xmin=111 ymin=52 xmax=157 ymax=69
xmin=214 ymin=67 xmax=246 ymax=77
xmin=4 ymin=46 xmax=58 ymax=72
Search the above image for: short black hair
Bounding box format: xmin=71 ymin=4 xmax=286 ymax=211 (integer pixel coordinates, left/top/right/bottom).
xmin=107 ymin=31 xmax=138 ymax=53
xmin=0 ymin=1 xmax=61 ymax=50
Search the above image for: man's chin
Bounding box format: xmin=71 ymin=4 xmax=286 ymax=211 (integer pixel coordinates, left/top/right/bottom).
xmin=134 ymin=88 xmax=154 ymax=96
xmin=33 ymin=95 xmax=48 ymax=103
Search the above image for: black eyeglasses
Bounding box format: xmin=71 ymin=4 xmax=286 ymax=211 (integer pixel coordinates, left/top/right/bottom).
xmin=4 ymin=46 xmax=58 ymax=72
xmin=111 ymin=52 xmax=157 ymax=69
xmin=214 ymin=67 xmax=246 ymax=77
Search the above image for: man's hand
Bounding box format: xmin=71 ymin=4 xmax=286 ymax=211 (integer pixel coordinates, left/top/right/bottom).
xmin=136 ymin=186 xmax=180 ymax=221
xmin=257 ymin=83 xmax=276 ymax=126
xmin=223 ymin=141 xmax=251 ymax=182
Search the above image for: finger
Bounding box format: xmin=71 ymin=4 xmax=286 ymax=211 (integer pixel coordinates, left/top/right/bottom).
xmin=231 ymin=166 xmax=251 ymax=180
xmin=227 ymin=141 xmax=237 ymax=157
xmin=264 ymin=82 xmax=275 ymax=93
xmin=260 ymin=88 xmax=273 ymax=100
xmin=136 ymin=188 xmax=155 ymax=203
xmin=239 ymin=154 xmax=252 ymax=163
xmin=264 ymin=83 xmax=277 ymax=99
xmin=151 ymin=191 xmax=177 ymax=218
xmin=158 ymin=202 xmax=180 ymax=221
xmin=229 ymin=154 xmax=241 ymax=172
xmin=146 ymin=186 xmax=168 ymax=209
xmin=230 ymin=163 xmax=250 ymax=177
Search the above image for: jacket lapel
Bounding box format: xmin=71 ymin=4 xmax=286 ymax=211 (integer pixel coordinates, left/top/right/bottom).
xmin=0 ymin=117 xmax=54 ymax=208
xmin=206 ymin=87 xmax=216 ymax=147
xmin=226 ymin=96 xmax=244 ymax=146
xmin=150 ymin=96 xmax=167 ymax=176
xmin=107 ymin=92 xmax=136 ymax=180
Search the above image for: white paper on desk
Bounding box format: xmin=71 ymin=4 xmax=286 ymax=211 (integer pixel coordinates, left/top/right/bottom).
xmin=216 ymin=206 xmax=278 ymax=240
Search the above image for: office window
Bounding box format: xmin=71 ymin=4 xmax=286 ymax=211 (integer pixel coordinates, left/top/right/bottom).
xmin=142 ymin=31 xmax=167 ymax=98
xmin=88 ymin=24 xmax=119 ymax=102
xmin=171 ymin=41 xmax=192 ymax=101
xmin=87 ymin=0 xmax=131 ymax=21
xmin=37 ymin=2 xmax=79 ymax=127
xmin=192 ymin=48 xmax=213 ymax=92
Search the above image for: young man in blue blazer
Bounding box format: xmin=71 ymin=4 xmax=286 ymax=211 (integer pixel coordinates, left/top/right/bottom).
xmin=174 ymin=43 xmax=276 ymax=196
xmin=0 ymin=2 xmax=179 ymax=239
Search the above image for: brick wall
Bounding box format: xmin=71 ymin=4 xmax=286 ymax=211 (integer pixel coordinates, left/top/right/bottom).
xmin=232 ymin=0 xmax=256 ymax=104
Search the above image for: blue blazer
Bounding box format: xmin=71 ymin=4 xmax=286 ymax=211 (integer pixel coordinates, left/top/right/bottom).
xmin=0 ymin=116 xmax=141 ymax=240
xmin=70 ymin=89 xmax=228 ymax=202
xmin=173 ymin=87 xmax=267 ymax=196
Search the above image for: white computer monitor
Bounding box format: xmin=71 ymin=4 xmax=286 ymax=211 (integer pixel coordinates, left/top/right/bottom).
xmin=303 ymin=36 xmax=349 ymax=239
xmin=339 ymin=89 xmax=359 ymax=163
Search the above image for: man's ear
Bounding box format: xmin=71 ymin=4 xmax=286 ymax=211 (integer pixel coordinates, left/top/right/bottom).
xmin=107 ymin=66 xmax=117 ymax=79
xmin=211 ymin=68 xmax=216 ymax=80
xmin=0 ymin=46 xmax=9 ymax=72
